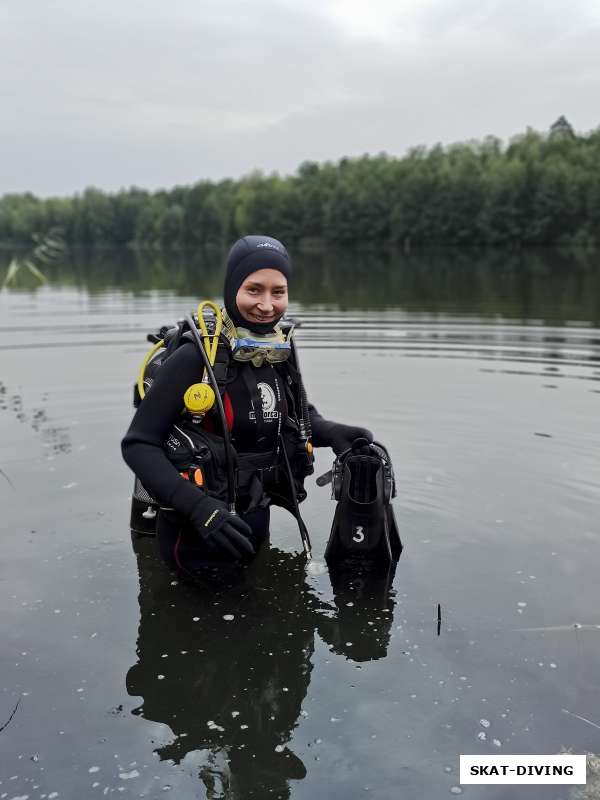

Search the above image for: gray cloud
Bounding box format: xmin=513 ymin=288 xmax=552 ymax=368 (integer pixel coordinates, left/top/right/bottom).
xmin=1 ymin=0 xmax=599 ymax=195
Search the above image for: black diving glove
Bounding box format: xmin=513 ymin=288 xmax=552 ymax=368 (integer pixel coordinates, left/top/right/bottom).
xmin=188 ymin=495 xmax=255 ymax=560
xmin=311 ymin=416 xmax=374 ymax=456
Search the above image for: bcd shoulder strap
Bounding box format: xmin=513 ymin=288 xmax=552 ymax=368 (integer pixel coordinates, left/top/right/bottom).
xmin=179 ymin=328 xmax=232 ymax=396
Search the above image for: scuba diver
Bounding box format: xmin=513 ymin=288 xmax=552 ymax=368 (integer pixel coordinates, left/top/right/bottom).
xmin=126 ymin=531 xmax=399 ymax=798
xmin=121 ymin=235 xmax=374 ymax=571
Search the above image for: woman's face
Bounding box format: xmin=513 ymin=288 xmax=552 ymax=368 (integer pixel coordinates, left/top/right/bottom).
xmin=235 ymin=268 xmax=288 ymax=325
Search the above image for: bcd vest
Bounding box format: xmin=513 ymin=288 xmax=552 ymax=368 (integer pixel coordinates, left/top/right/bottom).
xmin=134 ymin=320 xmax=314 ymax=518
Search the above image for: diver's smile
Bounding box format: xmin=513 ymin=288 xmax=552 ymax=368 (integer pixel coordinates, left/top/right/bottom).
xmin=249 ymin=311 xmax=275 ymax=322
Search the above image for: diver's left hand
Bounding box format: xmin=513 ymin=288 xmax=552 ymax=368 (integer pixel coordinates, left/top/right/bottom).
xmin=325 ymin=422 xmax=373 ymax=456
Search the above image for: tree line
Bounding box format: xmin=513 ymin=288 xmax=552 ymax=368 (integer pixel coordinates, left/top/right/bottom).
xmin=1 ymin=120 xmax=599 ymax=249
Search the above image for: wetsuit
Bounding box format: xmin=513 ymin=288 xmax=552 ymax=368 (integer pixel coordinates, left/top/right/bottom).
xmin=122 ymin=340 xmax=293 ymax=565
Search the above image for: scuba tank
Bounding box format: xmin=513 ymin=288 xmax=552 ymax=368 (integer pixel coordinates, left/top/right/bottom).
xmin=323 ymin=438 xmax=402 ymax=566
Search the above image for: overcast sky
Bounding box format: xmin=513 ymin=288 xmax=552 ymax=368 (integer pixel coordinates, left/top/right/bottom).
xmin=1 ymin=0 xmax=599 ymax=196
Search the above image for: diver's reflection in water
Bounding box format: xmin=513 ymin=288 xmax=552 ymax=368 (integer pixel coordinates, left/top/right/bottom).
xmin=126 ymin=535 xmax=398 ymax=799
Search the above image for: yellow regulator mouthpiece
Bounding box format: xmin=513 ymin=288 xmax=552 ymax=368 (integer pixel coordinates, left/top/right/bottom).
xmin=183 ymin=383 xmax=216 ymax=414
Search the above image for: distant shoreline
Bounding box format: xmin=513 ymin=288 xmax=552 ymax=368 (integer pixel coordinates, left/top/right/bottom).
xmin=2 ymin=120 xmax=598 ymax=249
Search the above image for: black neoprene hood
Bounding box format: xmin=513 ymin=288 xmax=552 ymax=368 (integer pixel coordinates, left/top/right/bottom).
xmin=224 ymin=235 xmax=292 ymax=334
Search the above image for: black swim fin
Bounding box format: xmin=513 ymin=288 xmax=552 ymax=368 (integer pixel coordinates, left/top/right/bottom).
xmin=324 ymin=439 xmax=402 ymax=565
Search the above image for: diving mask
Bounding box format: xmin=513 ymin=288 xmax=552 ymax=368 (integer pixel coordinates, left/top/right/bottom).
xmin=231 ymin=336 xmax=292 ymax=364
xmin=222 ymin=311 xmax=294 ymax=367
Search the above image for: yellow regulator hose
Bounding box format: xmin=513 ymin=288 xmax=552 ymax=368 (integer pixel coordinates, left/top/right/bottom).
xmin=136 ymin=338 xmax=165 ymax=401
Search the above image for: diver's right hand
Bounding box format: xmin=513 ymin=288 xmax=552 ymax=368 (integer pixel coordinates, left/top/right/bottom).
xmin=188 ymin=495 xmax=255 ymax=559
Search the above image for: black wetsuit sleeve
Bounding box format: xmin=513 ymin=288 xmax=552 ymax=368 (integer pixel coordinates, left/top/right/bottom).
xmin=308 ymin=402 xmax=335 ymax=448
xmin=308 ymin=401 xmax=373 ymax=454
xmin=121 ymin=342 xmax=207 ymax=516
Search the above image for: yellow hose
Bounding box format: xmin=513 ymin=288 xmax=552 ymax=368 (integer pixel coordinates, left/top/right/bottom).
xmin=136 ymin=302 xmax=222 ymax=403
xmin=137 ymin=338 xmax=165 ymax=401
xmin=197 ymin=300 xmax=222 ymax=369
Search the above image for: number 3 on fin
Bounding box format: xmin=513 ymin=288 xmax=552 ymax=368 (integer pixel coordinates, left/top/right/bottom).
xmin=352 ymin=526 xmax=364 ymax=543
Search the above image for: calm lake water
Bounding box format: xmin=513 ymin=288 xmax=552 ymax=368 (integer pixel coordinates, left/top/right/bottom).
xmin=1 ymin=248 xmax=599 ymax=800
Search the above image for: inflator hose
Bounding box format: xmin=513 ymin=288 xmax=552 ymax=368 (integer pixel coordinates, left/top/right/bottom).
xmin=290 ymin=339 xmax=312 ymax=441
